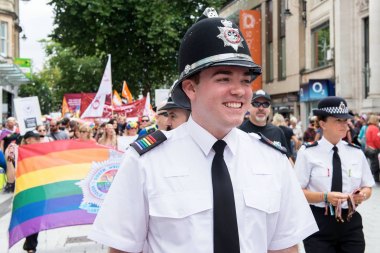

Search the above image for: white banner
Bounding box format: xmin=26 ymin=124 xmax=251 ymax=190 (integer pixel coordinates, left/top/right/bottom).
xmin=13 ymin=96 xmax=42 ymax=135
xmin=81 ymin=55 xmax=112 ymax=118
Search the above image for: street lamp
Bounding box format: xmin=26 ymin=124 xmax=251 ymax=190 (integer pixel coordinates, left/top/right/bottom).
xmin=284 ymin=0 xmax=293 ymax=16
xmin=21 ymin=34 xmax=27 ymax=40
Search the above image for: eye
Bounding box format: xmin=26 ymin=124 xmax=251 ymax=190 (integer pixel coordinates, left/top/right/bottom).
xmin=241 ymin=79 xmax=251 ymax=85
xmin=216 ymin=76 xmax=230 ymax=83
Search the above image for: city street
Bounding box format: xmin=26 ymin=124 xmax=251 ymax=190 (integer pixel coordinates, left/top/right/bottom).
xmin=1 ymin=183 xmax=380 ymax=253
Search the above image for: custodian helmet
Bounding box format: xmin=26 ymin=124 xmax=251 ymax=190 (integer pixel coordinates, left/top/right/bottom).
xmin=171 ymin=7 xmax=262 ymax=108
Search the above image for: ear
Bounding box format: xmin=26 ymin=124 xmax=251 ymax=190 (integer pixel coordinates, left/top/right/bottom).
xmin=181 ymin=79 xmax=196 ymax=101
xmin=319 ymin=120 xmax=326 ymax=130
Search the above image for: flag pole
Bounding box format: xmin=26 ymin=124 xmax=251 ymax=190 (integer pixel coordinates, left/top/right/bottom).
xmin=108 ymin=54 xmax=114 ymax=118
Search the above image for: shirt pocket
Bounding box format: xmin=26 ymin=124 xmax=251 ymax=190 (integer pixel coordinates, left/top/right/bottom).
xmin=243 ymin=188 xmax=281 ymax=214
xmin=148 ymin=190 xmax=212 ymax=242
xmin=349 ymin=163 xmax=362 ymax=179
xmin=311 ymin=163 xmax=329 ymax=178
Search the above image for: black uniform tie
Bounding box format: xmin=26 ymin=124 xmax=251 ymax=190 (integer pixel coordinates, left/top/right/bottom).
xmin=211 ymin=140 xmax=240 ymax=253
xmin=331 ymin=146 xmax=342 ymax=192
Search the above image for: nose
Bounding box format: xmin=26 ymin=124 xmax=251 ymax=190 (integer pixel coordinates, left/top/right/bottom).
xmin=230 ymin=82 xmax=248 ymax=97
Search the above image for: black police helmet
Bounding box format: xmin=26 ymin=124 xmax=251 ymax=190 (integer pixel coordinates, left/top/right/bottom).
xmin=313 ymin=96 xmax=353 ymax=119
xmin=171 ymin=8 xmax=262 ymax=108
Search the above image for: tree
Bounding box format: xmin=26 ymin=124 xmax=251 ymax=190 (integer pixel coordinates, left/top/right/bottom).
xmin=43 ymin=41 xmax=104 ymax=105
xmin=18 ymin=72 xmax=55 ymax=114
xmin=49 ymin=0 xmax=228 ymax=98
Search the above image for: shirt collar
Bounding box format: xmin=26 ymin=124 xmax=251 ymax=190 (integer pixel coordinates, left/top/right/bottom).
xmin=319 ymin=136 xmax=344 ymax=152
xmin=186 ymin=115 xmax=238 ymax=156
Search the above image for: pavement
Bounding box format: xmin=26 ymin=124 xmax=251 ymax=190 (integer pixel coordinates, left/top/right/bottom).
xmin=1 ymin=183 xmax=380 ymax=253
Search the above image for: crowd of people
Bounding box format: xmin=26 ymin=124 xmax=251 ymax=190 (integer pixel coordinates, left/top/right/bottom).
xmin=1 ymin=6 xmax=380 ymax=253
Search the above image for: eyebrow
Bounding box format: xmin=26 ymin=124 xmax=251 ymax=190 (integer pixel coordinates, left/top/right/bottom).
xmin=211 ymin=69 xmax=251 ymax=77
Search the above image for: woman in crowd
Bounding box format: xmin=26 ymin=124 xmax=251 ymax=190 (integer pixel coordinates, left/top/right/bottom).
xmin=364 ymin=114 xmax=380 ymax=182
xmin=78 ymin=124 xmax=94 ymax=142
xmin=117 ymin=121 xmax=139 ymax=151
xmin=295 ymin=96 xmax=374 ymax=253
xmin=36 ymin=125 xmax=53 ymax=142
xmin=97 ymin=123 xmax=117 ymax=149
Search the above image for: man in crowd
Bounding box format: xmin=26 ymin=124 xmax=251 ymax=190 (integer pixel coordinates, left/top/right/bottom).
xmin=239 ymin=89 xmax=290 ymax=156
xmin=89 ymin=7 xmax=317 ymax=253
xmin=48 ymin=119 xmax=69 ymax=140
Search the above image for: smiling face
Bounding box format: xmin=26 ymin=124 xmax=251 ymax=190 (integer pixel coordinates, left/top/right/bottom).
xmin=182 ymin=66 xmax=253 ymax=139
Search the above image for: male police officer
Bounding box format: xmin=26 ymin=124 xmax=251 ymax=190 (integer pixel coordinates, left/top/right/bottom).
xmin=160 ymin=96 xmax=190 ymax=130
xmin=89 ymin=7 xmax=317 ymax=253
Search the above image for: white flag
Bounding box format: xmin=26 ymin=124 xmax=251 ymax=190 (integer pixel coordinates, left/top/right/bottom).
xmin=81 ymin=55 xmax=112 ymax=118
xmin=143 ymin=92 xmax=155 ymax=118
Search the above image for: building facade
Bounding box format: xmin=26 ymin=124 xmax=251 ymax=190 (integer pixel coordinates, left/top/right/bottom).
xmin=220 ymin=0 xmax=379 ymax=129
xmin=0 ymin=0 xmax=29 ymax=122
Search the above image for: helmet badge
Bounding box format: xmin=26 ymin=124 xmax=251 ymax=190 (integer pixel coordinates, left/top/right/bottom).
xmin=217 ymin=19 xmax=244 ymax=52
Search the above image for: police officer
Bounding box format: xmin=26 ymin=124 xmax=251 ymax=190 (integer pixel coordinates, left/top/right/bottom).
xmin=90 ymin=7 xmax=317 ymax=253
xmin=294 ymin=96 xmax=375 ymax=253
xmin=160 ymin=96 xmax=190 ymax=130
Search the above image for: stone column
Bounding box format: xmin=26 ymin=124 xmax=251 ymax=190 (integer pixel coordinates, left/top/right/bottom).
xmin=369 ymin=0 xmax=380 ymax=97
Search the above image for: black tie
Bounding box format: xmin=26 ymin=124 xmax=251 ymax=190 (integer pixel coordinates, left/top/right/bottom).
xmin=212 ymin=140 xmax=240 ymax=253
xmin=331 ymin=146 xmax=342 ymax=192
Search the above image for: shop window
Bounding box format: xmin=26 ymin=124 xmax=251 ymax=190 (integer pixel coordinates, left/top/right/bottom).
xmin=266 ymin=0 xmax=274 ymax=82
xmin=278 ymin=0 xmax=286 ymax=80
xmin=0 ymin=21 xmax=8 ymax=57
xmin=363 ymin=17 xmax=369 ymax=98
xmin=311 ymin=22 xmax=330 ymax=68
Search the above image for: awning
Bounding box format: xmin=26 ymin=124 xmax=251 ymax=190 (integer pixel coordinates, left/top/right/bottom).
xmin=0 ymin=63 xmax=30 ymax=86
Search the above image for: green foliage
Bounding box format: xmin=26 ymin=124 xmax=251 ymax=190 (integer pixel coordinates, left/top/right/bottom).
xmin=18 ymin=72 xmax=54 ymax=114
xmin=48 ymin=0 xmax=229 ymax=97
xmin=43 ymin=41 xmax=104 ymax=104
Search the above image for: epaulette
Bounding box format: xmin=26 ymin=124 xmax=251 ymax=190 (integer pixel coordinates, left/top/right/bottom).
xmin=304 ymin=141 xmax=318 ymax=148
xmin=258 ymin=132 xmax=288 ymax=155
xmin=130 ymin=130 xmax=167 ymax=156
xmin=347 ymin=142 xmax=361 ymax=149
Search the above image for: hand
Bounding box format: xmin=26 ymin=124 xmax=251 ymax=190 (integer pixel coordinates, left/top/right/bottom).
xmin=352 ymin=191 xmax=366 ymax=206
xmin=327 ymin=192 xmax=349 ymax=206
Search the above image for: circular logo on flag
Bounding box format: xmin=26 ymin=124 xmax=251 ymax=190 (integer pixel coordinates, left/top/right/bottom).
xmin=76 ymin=149 xmax=122 ymax=213
xmin=92 ymin=99 xmax=100 ymax=109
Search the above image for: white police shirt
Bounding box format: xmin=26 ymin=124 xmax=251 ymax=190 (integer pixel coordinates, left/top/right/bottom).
xmin=295 ymin=136 xmax=375 ymax=208
xmin=89 ymin=116 xmax=318 ymax=253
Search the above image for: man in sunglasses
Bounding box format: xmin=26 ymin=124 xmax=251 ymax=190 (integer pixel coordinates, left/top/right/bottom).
xmin=239 ymin=89 xmax=291 ymax=158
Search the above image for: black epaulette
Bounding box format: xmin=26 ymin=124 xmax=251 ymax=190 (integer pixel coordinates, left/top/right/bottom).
xmin=130 ymin=130 xmax=167 ymax=156
xmin=304 ymin=141 xmax=318 ymax=148
xmin=258 ymin=132 xmax=288 ymax=155
xmin=347 ymin=142 xmax=361 ymax=149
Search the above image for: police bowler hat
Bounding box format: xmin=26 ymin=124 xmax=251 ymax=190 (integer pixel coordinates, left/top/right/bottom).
xmin=313 ymin=96 xmax=353 ymax=119
xmin=160 ymin=96 xmax=191 ymax=111
xmin=171 ymin=8 xmax=262 ymax=108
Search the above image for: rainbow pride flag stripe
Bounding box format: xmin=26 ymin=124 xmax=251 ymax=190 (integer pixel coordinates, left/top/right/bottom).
xmin=8 ymin=140 xmax=111 ymax=248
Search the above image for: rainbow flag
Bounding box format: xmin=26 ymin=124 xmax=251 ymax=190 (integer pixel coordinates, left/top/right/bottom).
xmin=8 ymin=140 xmax=122 ymax=248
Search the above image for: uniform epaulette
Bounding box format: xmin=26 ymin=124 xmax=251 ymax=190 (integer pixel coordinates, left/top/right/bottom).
xmin=130 ymin=130 xmax=167 ymax=156
xmin=304 ymin=141 xmax=318 ymax=148
xmin=258 ymin=132 xmax=288 ymax=155
xmin=347 ymin=142 xmax=361 ymax=149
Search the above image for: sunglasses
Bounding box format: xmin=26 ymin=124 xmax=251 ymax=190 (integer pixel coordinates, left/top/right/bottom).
xmin=141 ymin=119 xmax=149 ymax=122
xmin=80 ymin=131 xmax=88 ymax=133
xmin=252 ymin=101 xmax=271 ymax=108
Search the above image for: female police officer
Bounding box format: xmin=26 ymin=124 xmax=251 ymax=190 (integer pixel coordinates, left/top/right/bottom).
xmin=295 ymin=96 xmax=375 ymax=253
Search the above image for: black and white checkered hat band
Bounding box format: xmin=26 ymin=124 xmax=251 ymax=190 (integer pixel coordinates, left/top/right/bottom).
xmin=320 ymin=106 xmax=348 ymax=114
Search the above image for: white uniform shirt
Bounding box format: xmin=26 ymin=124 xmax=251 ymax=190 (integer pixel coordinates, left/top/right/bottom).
xmin=295 ymin=137 xmax=375 ymax=208
xmin=89 ymin=116 xmax=318 ymax=253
